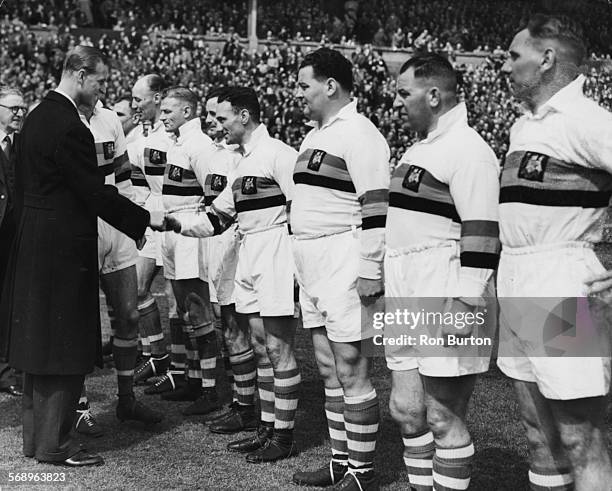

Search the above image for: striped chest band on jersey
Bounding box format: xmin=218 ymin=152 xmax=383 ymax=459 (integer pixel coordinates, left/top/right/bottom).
xmin=389 ymin=164 xmax=460 ymax=223
xmin=162 ymin=165 xmax=204 ymax=196
xmin=232 ymin=176 xmax=287 ymax=213
xmin=143 ymin=147 xmax=167 ymax=175
xmin=293 ymin=148 xmax=356 ymax=193
xmin=500 ymin=151 xmax=612 ymax=207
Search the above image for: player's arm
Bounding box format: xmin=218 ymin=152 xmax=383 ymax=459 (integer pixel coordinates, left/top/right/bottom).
xmin=56 ymin=123 xmax=150 ymax=240
xmin=112 ymin=114 xmax=134 ymax=200
xmin=274 ymin=144 xmax=298 ymax=224
xmin=345 ymin=130 xmax=390 ymax=297
xmin=449 ymin=155 xmax=501 ymax=303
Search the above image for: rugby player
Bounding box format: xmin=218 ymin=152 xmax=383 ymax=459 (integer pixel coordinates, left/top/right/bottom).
xmin=386 ymin=53 xmax=500 ymax=491
xmin=498 ymin=14 xmax=612 ymax=491
xmin=164 ymin=87 xmax=300 ymax=463
xmin=290 ymin=48 xmax=389 ymax=490
xmin=158 ymin=86 xmax=221 ymax=416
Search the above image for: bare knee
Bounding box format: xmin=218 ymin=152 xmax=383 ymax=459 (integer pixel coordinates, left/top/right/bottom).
xmin=426 ymin=406 xmax=457 ymax=441
xmin=389 ymin=390 xmax=426 ymax=431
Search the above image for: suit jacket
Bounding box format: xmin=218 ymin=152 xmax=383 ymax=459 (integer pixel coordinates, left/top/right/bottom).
xmin=0 ymin=91 xmax=149 ymax=375
xmin=0 ymin=134 xmax=15 ymax=226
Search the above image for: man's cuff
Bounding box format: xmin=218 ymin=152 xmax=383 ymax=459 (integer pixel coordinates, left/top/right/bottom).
xmin=456 ymin=274 xmax=488 ymax=300
xmin=359 ymin=257 xmax=383 ymax=280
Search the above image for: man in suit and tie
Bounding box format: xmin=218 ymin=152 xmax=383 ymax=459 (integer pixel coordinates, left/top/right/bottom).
xmin=0 ymin=45 xmax=165 ymax=467
xmin=0 ymin=86 xmax=25 ymax=397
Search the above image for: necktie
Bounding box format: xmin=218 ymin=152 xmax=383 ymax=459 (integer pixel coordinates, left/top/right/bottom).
xmin=2 ymin=136 xmax=11 ymax=160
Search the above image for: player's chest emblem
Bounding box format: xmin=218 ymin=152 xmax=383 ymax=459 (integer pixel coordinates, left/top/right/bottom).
xmin=518 ymin=152 xmax=548 ymax=182
xmin=211 ymin=174 xmax=227 ymax=192
xmin=402 ymin=165 xmax=425 ymax=192
xmin=149 ymin=149 xmax=167 ymax=165
xmin=168 ymin=165 xmax=183 ymax=182
xmin=242 ymin=176 xmax=258 ymax=195
xmin=307 ymin=149 xmax=326 ymax=171
xmin=102 ymin=142 xmax=115 ymax=160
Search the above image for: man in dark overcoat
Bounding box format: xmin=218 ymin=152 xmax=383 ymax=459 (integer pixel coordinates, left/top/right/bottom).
xmin=0 ymin=86 xmax=25 ymax=397
xmin=0 ymin=45 xmax=163 ymax=466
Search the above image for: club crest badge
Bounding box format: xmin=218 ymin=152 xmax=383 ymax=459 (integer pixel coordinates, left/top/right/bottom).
xmin=211 ymin=174 xmax=227 ymax=192
xmin=518 ymin=152 xmax=548 ymax=182
xmin=307 ymin=149 xmax=326 ymax=171
xmin=402 ymin=165 xmax=425 ymax=192
xmin=102 ymin=142 xmax=115 ymax=160
xmin=242 ymin=176 xmax=258 ymax=195
xmin=168 ymin=165 xmax=183 ymax=182
xmin=149 ymin=149 xmax=166 ymax=165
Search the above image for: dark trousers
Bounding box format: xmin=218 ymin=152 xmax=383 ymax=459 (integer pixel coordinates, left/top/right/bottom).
xmin=0 ymin=210 xmax=20 ymax=389
xmin=22 ymin=373 xmax=84 ymax=461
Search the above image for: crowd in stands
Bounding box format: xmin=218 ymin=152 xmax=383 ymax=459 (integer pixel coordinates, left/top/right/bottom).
xmin=1 ymin=2 xmax=612 ymax=167
xmin=3 ymin=0 xmax=612 ymax=58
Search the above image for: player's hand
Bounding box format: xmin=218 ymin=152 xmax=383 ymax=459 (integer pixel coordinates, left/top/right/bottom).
xmin=585 ymin=270 xmax=612 ymax=302
xmin=136 ymin=235 xmax=147 ymax=250
xmin=149 ymin=210 xmax=166 ymax=231
xmin=164 ymin=214 xmax=182 ymax=233
xmin=357 ymin=277 xmax=384 ymax=306
xmin=440 ymin=297 xmax=475 ymax=340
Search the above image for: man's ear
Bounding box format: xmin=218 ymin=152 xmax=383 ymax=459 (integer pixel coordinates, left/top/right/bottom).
xmin=240 ymin=108 xmax=250 ymax=125
xmin=326 ymin=78 xmax=338 ymax=97
xmin=153 ymin=92 xmax=161 ymax=105
xmin=427 ymin=87 xmax=441 ymax=108
xmin=76 ymin=68 xmax=87 ymax=85
xmin=541 ymin=46 xmax=556 ymax=73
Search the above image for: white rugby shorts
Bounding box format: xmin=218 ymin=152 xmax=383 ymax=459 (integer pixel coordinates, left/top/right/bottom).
xmin=496 ymin=242 xmax=611 ymax=400
xmin=98 ymin=218 xmax=138 ymax=275
xmin=384 ymin=241 xmax=493 ymax=376
xmin=293 ymin=229 xmax=366 ymax=343
xmin=234 ymin=225 xmax=294 ymax=317
xmin=139 ymin=193 xmax=163 ymax=265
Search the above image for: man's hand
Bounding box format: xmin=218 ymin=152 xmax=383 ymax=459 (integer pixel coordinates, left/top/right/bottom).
xmin=149 ymin=210 xmax=166 ymax=231
xmin=357 ymin=277 xmax=384 ymax=306
xmin=585 ymin=270 xmax=612 ymax=302
xmin=164 ymin=214 xmax=182 ymax=233
xmin=440 ymin=298 xmax=475 ymax=340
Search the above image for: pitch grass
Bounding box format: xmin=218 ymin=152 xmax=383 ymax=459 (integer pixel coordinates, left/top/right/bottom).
xmin=1 ymin=244 xmax=612 ymax=490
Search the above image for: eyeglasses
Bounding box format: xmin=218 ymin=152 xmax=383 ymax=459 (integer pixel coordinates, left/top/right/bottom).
xmin=0 ymin=104 xmax=27 ymax=115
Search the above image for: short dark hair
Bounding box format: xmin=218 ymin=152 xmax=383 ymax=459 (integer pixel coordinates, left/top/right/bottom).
xmin=63 ymin=45 xmax=107 ymax=75
xmin=162 ymin=86 xmax=198 ymax=113
xmin=299 ymin=47 xmax=353 ymax=92
xmin=526 ymin=13 xmax=585 ymax=65
xmin=143 ymin=74 xmax=165 ymax=94
xmin=205 ymin=87 xmax=230 ymax=102
xmin=218 ymin=87 xmax=261 ymax=123
xmin=399 ymin=53 xmax=457 ymax=92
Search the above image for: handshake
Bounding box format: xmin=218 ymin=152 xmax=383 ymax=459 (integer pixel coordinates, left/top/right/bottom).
xmin=148 ymin=211 xmax=182 ymax=233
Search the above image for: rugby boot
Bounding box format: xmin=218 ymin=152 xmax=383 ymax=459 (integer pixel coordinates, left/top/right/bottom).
xmin=161 ymin=378 xmax=202 ymax=401
xmin=227 ymin=422 xmax=273 ymax=453
xmin=209 ymin=401 xmax=238 ymax=424
xmin=75 ymin=404 xmax=104 ymax=438
xmin=210 ymin=403 xmax=257 ymax=434
xmin=134 ymin=354 xmax=170 ymax=385
xmin=293 ymin=460 xmax=348 ymax=486
xmin=331 ymin=470 xmax=379 ymax=491
xmin=182 ymin=388 xmax=220 ymax=416
xmin=144 ymin=370 xmax=185 ymax=395
xmin=116 ymin=396 xmax=163 ymax=425
xmin=246 ymin=429 xmax=298 ymax=463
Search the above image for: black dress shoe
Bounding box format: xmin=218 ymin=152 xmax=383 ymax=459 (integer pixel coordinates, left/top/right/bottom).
xmin=48 ymin=450 xmax=104 ymax=467
xmin=0 ymin=385 xmax=23 ymax=396
xmin=227 ymin=423 xmax=273 ymax=453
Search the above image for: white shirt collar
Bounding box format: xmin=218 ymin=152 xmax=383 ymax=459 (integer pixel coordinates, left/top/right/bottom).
xmin=309 ymin=99 xmax=358 ymax=130
xmin=527 ymin=75 xmax=586 ymax=119
xmin=54 ymin=88 xmax=78 ymax=110
xmin=177 ymin=117 xmax=201 ymax=140
xmin=243 ymin=123 xmax=269 ymax=156
xmin=0 ymin=128 xmax=8 ymax=144
xmin=423 ymin=102 xmax=468 ymax=142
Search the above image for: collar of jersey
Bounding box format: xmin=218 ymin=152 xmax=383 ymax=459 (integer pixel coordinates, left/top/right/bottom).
xmin=421 ymin=101 xmax=468 ymax=143
xmin=242 ymin=123 xmax=269 ymax=157
xmin=307 ymin=99 xmax=358 ymax=130
xmin=176 ymin=117 xmax=201 ymax=142
xmin=524 ymin=74 xmax=586 ymax=120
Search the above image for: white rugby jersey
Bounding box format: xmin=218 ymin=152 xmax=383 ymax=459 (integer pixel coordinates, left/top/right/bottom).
xmin=387 ymin=103 xmax=501 ymax=297
xmin=291 ymin=100 xmax=390 ymax=280
xmin=500 ymin=75 xmax=612 ymax=248
xmin=126 ymin=125 xmax=149 ymax=206
xmin=162 ymin=117 xmax=215 ymax=212
xmin=130 ymin=120 xmax=173 ymax=212
xmin=80 ymin=101 xmax=132 ymax=199
xmin=176 ymin=124 xmax=296 ymax=237
xmin=204 ymin=141 xmax=241 ymax=207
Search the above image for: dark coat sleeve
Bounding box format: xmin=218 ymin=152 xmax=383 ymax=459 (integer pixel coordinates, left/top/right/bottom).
xmin=56 ymin=122 xmax=149 ymax=240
